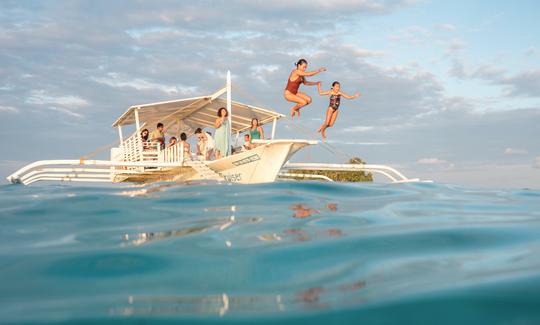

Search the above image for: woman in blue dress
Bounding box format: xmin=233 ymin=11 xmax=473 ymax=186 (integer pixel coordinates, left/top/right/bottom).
xmin=214 ymin=107 xmax=231 ymax=159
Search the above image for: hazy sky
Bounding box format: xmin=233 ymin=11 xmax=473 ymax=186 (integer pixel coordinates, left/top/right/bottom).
xmin=1 ymin=0 xmax=539 ymax=188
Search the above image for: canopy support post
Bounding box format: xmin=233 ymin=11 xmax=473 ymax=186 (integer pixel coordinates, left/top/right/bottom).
xmin=134 ymin=107 xmax=141 ymax=131
xmin=227 ymin=70 xmax=232 ymax=152
xmin=117 ymin=125 xmax=124 ymax=144
xmin=271 ymin=117 xmax=277 ymax=139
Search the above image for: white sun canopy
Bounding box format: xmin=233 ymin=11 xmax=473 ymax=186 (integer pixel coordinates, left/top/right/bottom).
xmin=112 ymin=89 xmax=284 ymax=136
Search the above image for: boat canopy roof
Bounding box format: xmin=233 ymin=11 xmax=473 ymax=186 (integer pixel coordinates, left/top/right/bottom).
xmin=112 ymin=89 xmax=285 ymax=135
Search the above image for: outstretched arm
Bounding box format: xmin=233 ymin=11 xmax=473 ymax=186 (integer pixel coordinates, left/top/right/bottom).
xmin=296 ymin=67 xmax=326 ymax=77
xmin=339 ymin=91 xmax=361 ymax=100
xmin=317 ymin=82 xmax=331 ymax=96
xmin=303 ymin=79 xmax=319 ymax=86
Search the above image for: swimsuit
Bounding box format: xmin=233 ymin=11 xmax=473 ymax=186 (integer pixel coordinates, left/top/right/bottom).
xmin=285 ymin=75 xmax=305 ymax=95
xmin=329 ymin=94 xmax=341 ymax=110
xmin=250 ymin=127 xmax=261 ymax=140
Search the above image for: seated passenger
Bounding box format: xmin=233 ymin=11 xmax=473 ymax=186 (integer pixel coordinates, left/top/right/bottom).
xmin=167 ymin=137 xmax=177 ymax=148
xmin=140 ymin=128 xmax=150 ymax=149
xmin=243 ymin=134 xmax=252 ymax=151
xmin=195 ymin=128 xmax=214 ymax=160
xmin=150 ymin=123 xmax=165 ymax=150
xmin=180 ymin=132 xmax=191 ymax=157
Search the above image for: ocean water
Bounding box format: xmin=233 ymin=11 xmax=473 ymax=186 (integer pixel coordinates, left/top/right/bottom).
xmin=1 ymin=181 xmax=540 ymax=324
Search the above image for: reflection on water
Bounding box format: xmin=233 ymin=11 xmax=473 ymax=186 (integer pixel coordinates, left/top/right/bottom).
xmin=110 ymin=293 xmax=286 ymax=317
xmin=1 ymin=182 xmax=540 ymax=323
xmin=110 ymin=277 xmax=367 ymax=317
xmin=123 ymin=206 xmax=239 ymax=246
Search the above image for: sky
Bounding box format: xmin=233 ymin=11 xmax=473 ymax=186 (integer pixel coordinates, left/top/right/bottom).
xmin=1 ymin=0 xmax=539 ymax=188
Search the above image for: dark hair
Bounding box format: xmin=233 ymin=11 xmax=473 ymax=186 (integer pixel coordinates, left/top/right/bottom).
xmin=180 ymin=133 xmax=187 ymax=141
xmin=296 ymin=58 xmax=307 ymax=68
xmin=140 ymin=128 xmax=149 ymax=140
xmin=170 ymin=137 xmax=177 ymax=142
xmin=217 ymin=107 xmax=228 ymax=117
xmin=244 ymin=134 xmax=250 ymax=138
xmin=157 ymin=122 xmax=164 ymax=128
xmin=251 ymin=118 xmax=259 ymax=127
xmin=332 ymin=81 xmax=340 ymax=88
xmin=194 ymin=128 xmax=203 ymax=134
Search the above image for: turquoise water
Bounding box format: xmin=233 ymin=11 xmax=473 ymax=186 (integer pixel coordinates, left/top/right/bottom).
xmin=1 ymin=181 xmax=540 ymax=324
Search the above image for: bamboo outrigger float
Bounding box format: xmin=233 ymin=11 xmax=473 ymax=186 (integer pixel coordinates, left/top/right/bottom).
xmin=6 ymin=71 xmax=427 ymax=185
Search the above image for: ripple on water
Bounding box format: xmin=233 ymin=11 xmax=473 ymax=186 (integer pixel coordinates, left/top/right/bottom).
xmin=0 ymin=181 xmax=539 ymax=324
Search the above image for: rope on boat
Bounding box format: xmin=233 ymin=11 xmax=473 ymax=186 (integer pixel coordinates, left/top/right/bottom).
xmin=232 ymin=84 xmax=356 ymax=163
xmin=78 ymin=84 xmax=357 ymax=164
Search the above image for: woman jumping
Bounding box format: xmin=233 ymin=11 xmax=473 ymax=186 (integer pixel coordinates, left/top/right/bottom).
xmin=284 ymin=59 xmax=326 ymax=118
xmin=317 ymin=81 xmax=361 ymax=139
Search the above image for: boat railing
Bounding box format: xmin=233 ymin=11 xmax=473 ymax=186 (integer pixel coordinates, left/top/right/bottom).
xmin=160 ymin=142 xmax=186 ymax=164
xmin=119 ymin=132 xmax=161 ymax=168
xmin=6 ymin=160 xmax=185 ymax=185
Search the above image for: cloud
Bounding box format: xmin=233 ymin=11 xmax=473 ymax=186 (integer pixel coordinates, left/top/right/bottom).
xmin=444 ymin=38 xmax=466 ymax=55
xmin=23 ymin=90 xmax=89 ymax=118
xmin=91 ymin=73 xmax=198 ymax=95
xmin=499 ymin=69 xmax=540 ymax=98
xmin=504 ymin=148 xmax=528 ymax=155
xmin=525 ymin=47 xmax=539 ymax=57
xmin=25 ymin=90 xmax=89 ymax=108
xmin=250 ymin=64 xmax=280 ymax=84
xmin=341 ymin=126 xmax=376 ymax=133
xmin=449 ymin=60 xmax=540 ymax=98
xmin=417 ymin=157 xmax=448 ymax=165
xmin=327 ymin=140 xmax=390 ymax=145
xmin=436 ymin=23 xmax=457 ymax=32
xmin=0 ymin=105 xmax=18 ymax=113
xmin=389 ymin=25 xmax=431 ymax=43
xmin=533 ymin=157 xmax=540 ymax=169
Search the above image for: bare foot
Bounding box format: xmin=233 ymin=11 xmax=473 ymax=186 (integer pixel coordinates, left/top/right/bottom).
xmin=321 ymin=129 xmax=327 ymax=139
xmin=290 ymin=108 xmax=296 ymax=118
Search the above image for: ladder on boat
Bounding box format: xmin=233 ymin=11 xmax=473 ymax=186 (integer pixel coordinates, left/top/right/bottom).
xmin=184 ymin=159 xmax=224 ymax=181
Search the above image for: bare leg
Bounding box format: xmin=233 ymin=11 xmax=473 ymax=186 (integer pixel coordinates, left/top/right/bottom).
xmin=284 ymin=91 xmax=307 ymax=118
xmin=328 ymin=109 xmax=339 ymax=127
xmin=318 ymin=107 xmax=334 ymax=139
xmin=295 ymin=92 xmax=312 ymax=118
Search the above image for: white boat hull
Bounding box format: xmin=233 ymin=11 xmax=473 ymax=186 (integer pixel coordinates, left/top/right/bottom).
xmin=205 ymin=139 xmax=316 ymax=184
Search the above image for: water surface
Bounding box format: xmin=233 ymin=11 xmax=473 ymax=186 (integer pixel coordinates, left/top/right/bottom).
xmin=1 ymin=181 xmax=540 ymax=324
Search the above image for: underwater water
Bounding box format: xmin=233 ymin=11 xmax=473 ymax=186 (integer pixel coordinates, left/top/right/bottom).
xmin=1 ymin=181 xmax=540 ymax=324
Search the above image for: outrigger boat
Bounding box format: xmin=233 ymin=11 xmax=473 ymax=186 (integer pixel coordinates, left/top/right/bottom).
xmin=7 ymin=72 xmax=425 ymax=185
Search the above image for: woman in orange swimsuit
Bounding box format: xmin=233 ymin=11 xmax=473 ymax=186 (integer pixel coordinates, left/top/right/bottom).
xmin=284 ymin=59 xmax=326 ymax=118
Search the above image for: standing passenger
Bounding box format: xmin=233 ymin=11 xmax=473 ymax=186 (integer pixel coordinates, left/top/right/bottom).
xmin=249 ymin=118 xmax=264 ymax=147
xmin=214 ymin=107 xmax=231 ymax=159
